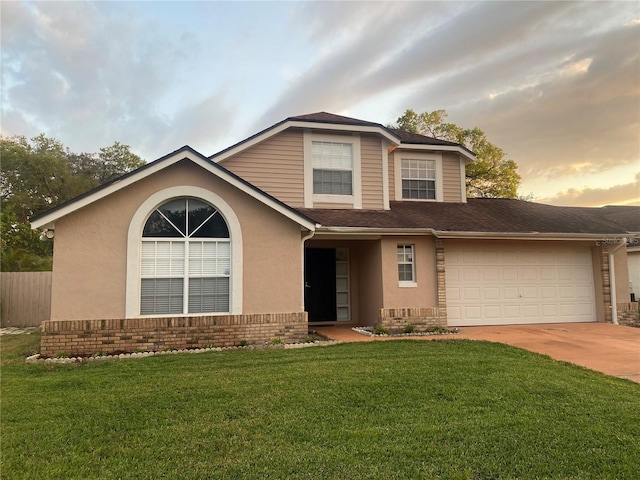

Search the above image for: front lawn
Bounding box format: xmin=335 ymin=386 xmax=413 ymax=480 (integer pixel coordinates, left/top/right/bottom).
xmin=2 ymin=334 xmax=639 ymax=479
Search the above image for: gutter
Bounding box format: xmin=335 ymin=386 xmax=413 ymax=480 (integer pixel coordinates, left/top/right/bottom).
xmin=608 ymin=238 xmax=628 ymax=325
xmin=300 ymin=228 xmax=317 ymax=310
xmin=313 ymin=227 xmax=625 ymax=242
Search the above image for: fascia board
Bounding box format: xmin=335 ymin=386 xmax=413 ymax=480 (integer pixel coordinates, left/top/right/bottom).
xmin=314 ymin=227 xmax=628 ymax=241
xmin=211 ymin=120 xmax=400 ymax=164
xmin=30 ymin=151 xmax=193 ymax=230
xmin=31 ymin=150 xmax=316 ymax=232
xmin=398 ymin=143 xmax=476 ymax=162
xmin=314 ymin=227 xmax=431 ymax=236
xmin=432 ymin=231 xmax=628 ymax=241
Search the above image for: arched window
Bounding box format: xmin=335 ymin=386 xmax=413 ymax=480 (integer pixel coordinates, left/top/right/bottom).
xmin=140 ymin=197 xmax=230 ymax=315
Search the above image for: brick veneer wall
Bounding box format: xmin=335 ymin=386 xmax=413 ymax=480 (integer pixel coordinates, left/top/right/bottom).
xmin=599 ymin=245 xmax=613 ymax=323
xmin=617 ymin=302 xmax=639 ymax=326
xmin=378 ymin=307 xmax=447 ymax=332
xmin=40 ymin=312 xmax=308 ymax=357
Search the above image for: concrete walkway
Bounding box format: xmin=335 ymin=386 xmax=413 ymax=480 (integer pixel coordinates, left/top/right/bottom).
xmin=314 ymin=323 xmax=640 ymax=383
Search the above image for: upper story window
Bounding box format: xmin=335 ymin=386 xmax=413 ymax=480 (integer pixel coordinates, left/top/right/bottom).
xmin=312 ymin=141 xmax=353 ymax=195
xmin=394 ymin=152 xmax=442 ymax=202
xmin=141 ymin=197 xmax=230 ymax=315
xmin=304 ymin=131 xmax=362 ymax=208
xmin=401 ymin=159 xmax=435 ymax=200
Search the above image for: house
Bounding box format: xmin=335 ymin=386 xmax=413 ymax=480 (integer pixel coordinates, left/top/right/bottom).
xmin=31 ymin=112 xmax=638 ymax=356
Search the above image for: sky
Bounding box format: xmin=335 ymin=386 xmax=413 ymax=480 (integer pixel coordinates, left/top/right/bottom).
xmin=1 ymin=1 xmax=639 ymax=207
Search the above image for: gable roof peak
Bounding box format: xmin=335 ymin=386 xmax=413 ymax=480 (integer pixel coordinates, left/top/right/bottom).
xmin=287 ymin=112 xmax=384 ymax=128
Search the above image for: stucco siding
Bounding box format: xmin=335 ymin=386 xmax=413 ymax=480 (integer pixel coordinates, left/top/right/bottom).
xmin=380 ymin=236 xmax=438 ymax=308
xmin=219 ymin=129 xmax=305 ymax=207
xmin=356 ymin=240 xmax=384 ymax=324
xmin=442 ymin=153 xmax=463 ymax=202
xmin=361 ymin=134 xmax=384 ymax=209
xmin=50 ymin=160 xmax=304 ymax=321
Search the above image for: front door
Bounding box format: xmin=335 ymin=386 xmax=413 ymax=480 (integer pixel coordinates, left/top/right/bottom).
xmin=305 ymin=248 xmax=337 ymax=322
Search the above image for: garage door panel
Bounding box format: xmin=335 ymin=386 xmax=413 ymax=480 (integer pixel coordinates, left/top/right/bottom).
xmin=541 ymin=286 xmax=557 ymax=298
xmin=484 ymin=287 xmax=500 ymax=300
xmin=503 ymin=287 xmax=519 ymax=299
xmin=463 ymin=268 xmax=480 ymax=281
xmin=463 ymin=288 xmax=481 ymax=300
xmin=483 ymin=268 xmax=500 ymax=281
xmin=464 ymin=306 xmax=482 ymax=319
xmin=446 ymin=244 xmax=596 ymax=326
xmin=539 ymin=268 xmax=555 ymax=280
xmin=503 ymin=268 xmax=518 ymax=280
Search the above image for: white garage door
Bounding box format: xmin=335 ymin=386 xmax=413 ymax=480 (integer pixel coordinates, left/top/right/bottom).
xmin=445 ymin=244 xmax=597 ymax=326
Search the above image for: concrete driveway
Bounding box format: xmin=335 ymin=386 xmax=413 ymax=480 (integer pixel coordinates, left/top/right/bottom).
xmin=315 ymin=323 xmax=640 ymax=383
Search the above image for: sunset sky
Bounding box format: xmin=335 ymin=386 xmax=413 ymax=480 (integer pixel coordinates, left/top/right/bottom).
xmin=2 ymin=1 xmax=639 ymax=206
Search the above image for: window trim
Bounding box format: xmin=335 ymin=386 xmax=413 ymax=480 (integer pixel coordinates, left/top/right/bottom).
xmin=304 ymin=131 xmax=362 ymax=208
xmin=397 ymin=244 xmax=417 ymax=287
xmin=394 ymin=152 xmax=443 ymax=202
xmin=126 ymin=186 xmax=243 ymax=317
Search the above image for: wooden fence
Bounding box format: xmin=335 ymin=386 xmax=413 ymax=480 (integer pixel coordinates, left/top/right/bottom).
xmin=1 ymin=272 xmax=52 ymax=327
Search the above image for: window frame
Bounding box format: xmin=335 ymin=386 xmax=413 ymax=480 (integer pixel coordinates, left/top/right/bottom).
xmin=394 ymin=152 xmax=443 ymax=202
xmin=397 ymin=244 xmax=417 ymax=287
xmin=126 ymin=186 xmax=243 ymax=318
xmin=140 ymin=198 xmax=232 ymax=316
xmin=304 ymin=131 xmax=362 ymax=208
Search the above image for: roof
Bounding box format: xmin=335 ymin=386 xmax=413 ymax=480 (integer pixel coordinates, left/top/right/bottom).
xmin=297 ymin=198 xmax=631 ymax=237
xmin=31 ymin=146 xmax=316 ymax=231
xmin=210 ymin=112 xmax=476 ymax=163
xmin=287 ymin=112 xmax=384 ymax=128
xmin=593 ymin=205 xmax=640 ymax=233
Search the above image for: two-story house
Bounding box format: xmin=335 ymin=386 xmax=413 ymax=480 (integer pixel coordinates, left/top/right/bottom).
xmin=31 ymin=112 xmax=634 ymax=356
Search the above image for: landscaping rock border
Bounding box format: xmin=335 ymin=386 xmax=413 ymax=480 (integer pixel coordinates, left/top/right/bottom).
xmin=352 ymin=326 xmax=460 ymax=337
xmin=25 ymin=339 xmax=338 ymax=364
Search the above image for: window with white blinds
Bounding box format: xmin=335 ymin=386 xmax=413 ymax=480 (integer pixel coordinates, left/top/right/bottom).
xmin=312 ymin=141 xmax=353 ymax=195
xmin=140 ymin=198 xmax=230 ymax=315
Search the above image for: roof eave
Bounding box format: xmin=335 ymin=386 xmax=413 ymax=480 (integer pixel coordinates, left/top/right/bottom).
xmin=313 ymin=226 xmax=627 ymax=240
xmin=210 ymin=120 xmax=401 ymax=164
xmin=432 ymin=231 xmax=628 ymax=241
xmin=31 ymin=147 xmax=316 ymax=232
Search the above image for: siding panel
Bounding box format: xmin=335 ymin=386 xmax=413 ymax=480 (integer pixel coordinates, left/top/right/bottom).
xmin=361 ymin=134 xmax=384 ymax=209
xmin=219 ymin=130 xmax=305 ymax=207
xmin=442 ymin=153 xmax=463 ymax=202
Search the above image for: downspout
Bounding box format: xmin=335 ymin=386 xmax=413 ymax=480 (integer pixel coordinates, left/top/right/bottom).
xmin=301 ymin=229 xmax=316 ymax=310
xmin=608 ymin=239 xmax=627 ymax=325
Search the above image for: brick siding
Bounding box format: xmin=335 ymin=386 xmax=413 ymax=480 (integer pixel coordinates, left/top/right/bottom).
xmin=377 ymin=307 xmax=447 ymax=332
xmin=617 ymin=302 xmax=639 ymax=326
xmin=40 ymin=312 xmax=308 ymax=357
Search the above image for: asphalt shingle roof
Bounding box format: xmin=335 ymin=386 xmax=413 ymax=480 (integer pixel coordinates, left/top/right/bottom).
xmin=297 ymin=199 xmax=633 ymax=235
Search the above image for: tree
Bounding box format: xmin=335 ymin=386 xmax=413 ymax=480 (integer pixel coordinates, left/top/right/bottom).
xmin=0 ymin=134 xmax=144 ymax=271
xmin=393 ymin=109 xmax=521 ymax=198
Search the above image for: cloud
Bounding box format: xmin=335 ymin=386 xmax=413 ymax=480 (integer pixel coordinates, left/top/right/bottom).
xmin=253 ymin=1 xmax=460 ymax=130
xmin=0 ymin=2 xmax=234 ymax=160
xmin=540 ymin=173 xmax=640 ymax=207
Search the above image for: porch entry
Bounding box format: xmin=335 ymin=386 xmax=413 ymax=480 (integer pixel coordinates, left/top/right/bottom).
xmin=305 ymin=247 xmax=350 ymax=322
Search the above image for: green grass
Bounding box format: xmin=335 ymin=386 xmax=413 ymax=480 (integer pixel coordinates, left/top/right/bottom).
xmin=2 ymin=334 xmax=639 ymax=479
